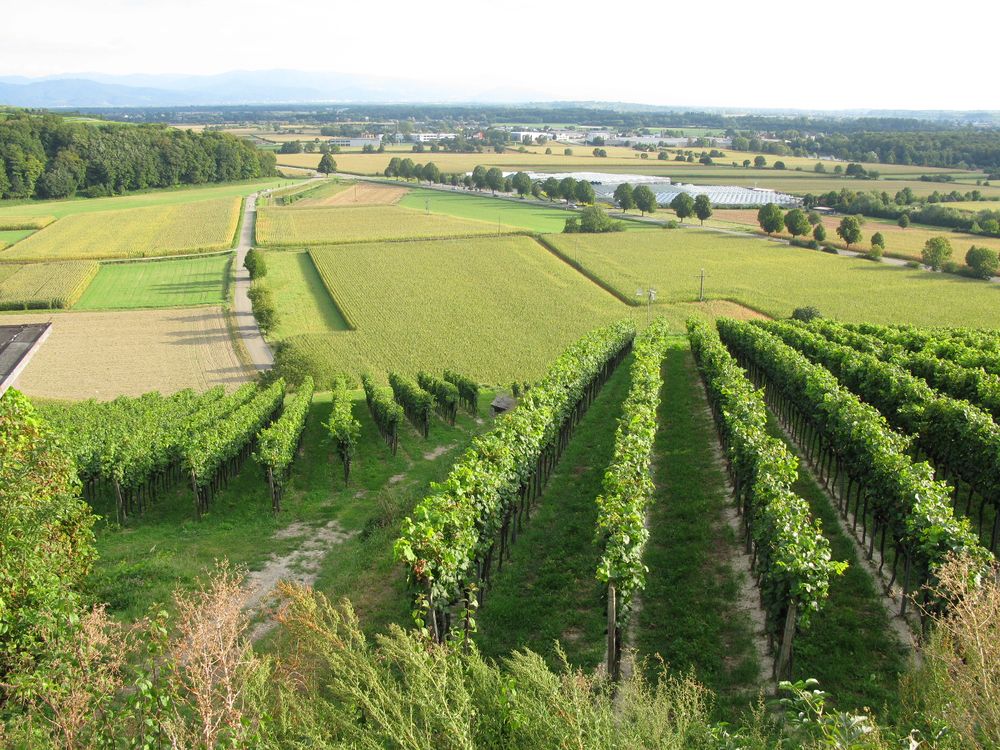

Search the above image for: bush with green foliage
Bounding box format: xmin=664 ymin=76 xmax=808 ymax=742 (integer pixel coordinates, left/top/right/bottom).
xmin=922 ymin=236 xmax=953 ymax=271
xmin=247 ymin=282 xmax=277 ymax=333
xmin=244 ymin=247 xmax=266 ymax=280
xmin=965 ymin=245 xmax=1000 ymax=279
xmin=791 ymin=306 xmax=822 ymax=322
xmin=0 ymin=389 xmax=96 ymax=684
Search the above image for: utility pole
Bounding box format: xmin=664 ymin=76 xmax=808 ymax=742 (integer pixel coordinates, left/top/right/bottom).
xmin=694 ymin=268 xmax=709 ymax=302
xmin=635 ymin=286 xmax=656 ymax=325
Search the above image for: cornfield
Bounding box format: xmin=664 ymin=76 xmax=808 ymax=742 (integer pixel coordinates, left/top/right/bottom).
xmin=2 ymin=198 xmax=241 ymax=261
xmin=255 ymin=205 xmax=518 ymax=246
xmin=0 ymin=261 xmax=99 ymax=310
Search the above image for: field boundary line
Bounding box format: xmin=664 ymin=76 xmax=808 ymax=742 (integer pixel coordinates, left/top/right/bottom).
xmin=303 ymin=249 xmax=357 ymax=331
xmin=98 ymin=249 xmax=236 ymax=265
xmin=533 ymin=235 xmax=639 ymax=307
xmin=230 ymin=196 xmax=248 ymax=249
xmin=257 ymin=229 xmax=532 ymax=248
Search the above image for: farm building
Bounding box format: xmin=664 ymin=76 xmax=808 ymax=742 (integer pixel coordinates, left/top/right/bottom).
xmin=327 ymin=135 xmax=383 ymax=148
xmin=410 ymin=132 xmax=457 ymax=142
xmin=0 ymin=323 xmax=51 ymax=396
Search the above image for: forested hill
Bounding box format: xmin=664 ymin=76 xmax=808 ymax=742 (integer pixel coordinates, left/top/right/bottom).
xmin=0 ymin=112 xmax=277 ymax=200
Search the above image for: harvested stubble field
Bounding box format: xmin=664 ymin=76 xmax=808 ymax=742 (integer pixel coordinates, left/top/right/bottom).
xmin=1 ymin=197 xmax=242 ymax=261
xmin=75 ymin=254 xmax=232 ymax=310
xmin=544 ymin=228 xmax=1000 ymax=327
xmin=704 ymin=208 xmax=1000 ymax=261
xmin=255 ymin=204 xmax=519 ymax=246
xmin=268 ymin=236 xmax=623 ymax=383
xmin=303 ymin=182 xmax=408 ymax=207
xmin=0 ymin=307 xmax=250 ymax=399
xmin=0 ymin=261 xmax=98 ymax=310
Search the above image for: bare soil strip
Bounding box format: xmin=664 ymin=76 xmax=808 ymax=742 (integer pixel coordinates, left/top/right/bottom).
xmin=303 ymin=183 xmax=409 ymax=207
xmin=1 ymin=307 xmax=250 ymax=400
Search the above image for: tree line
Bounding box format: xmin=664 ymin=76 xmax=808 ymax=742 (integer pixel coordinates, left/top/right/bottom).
xmin=0 ymin=112 xmax=277 ymax=200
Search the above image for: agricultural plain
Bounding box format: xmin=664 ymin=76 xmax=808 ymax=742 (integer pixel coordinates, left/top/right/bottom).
xmin=0 ymin=229 xmax=34 ymax=249
xmin=2 ymin=307 xmax=250 ymax=399
xmin=2 ymin=197 xmax=242 ymax=261
xmin=397 ymin=186 xmax=634 ymax=234
xmin=74 ymin=254 xmax=232 ymax=310
xmin=265 ymin=236 xmax=622 ymax=383
xmin=545 ymin=228 xmax=1000 ymax=327
xmin=255 ymin=204 xmax=519 ymax=246
xmin=705 ymin=208 xmax=1000 ymax=261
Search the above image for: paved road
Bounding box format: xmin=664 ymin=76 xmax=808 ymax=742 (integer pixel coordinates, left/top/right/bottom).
xmin=233 ymin=192 xmax=274 ymax=371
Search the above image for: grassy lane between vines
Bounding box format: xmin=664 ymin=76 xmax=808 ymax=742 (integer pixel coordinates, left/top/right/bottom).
xmin=635 ymin=339 xmax=761 ymax=720
xmin=474 ymin=354 xmax=634 ymax=669
xmin=86 ymin=388 xmax=494 ymax=640
xmin=767 ymin=414 xmax=908 ymax=720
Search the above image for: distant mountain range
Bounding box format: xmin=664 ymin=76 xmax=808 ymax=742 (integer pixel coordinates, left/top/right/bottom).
xmin=1 ymin=72 xmax=998 ymax=124
xmin=0 ymin=70 xmax=554 ymax=108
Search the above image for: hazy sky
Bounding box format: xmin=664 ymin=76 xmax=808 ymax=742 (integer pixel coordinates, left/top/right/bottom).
xmin=3 ymin=0 xmax=999 ymax=110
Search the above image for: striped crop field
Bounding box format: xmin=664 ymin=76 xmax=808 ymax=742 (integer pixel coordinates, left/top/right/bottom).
xmin=255 ymin=204 xmax=519 ymax=246
xmin=0 ymin=260 xmax=99 ymax=310
xmin=267 ymin=236 xmax=623 ymax=383
xmin=0 ymin=197 xmax=242 ymax=261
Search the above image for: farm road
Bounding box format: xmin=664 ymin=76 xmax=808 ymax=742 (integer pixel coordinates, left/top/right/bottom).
xmin=234 ymin=191 xmax=275 ymax=370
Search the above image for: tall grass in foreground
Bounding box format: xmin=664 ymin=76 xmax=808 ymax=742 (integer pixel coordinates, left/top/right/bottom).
xmin=3 ymin=557 xmax=996 ymax=749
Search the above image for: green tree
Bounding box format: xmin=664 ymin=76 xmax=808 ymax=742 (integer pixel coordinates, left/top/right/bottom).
xmin=836 ymin=215 xmax=863 ymax=249
xmin=633 ymin=185 xmax=657 ymax=216
xmin=531 ymin=180 xmax=543 ymax=199
xmin=317 ymin=153 xmax=337 ymax=174
xmin=558 ymin=177 xmax=577 ymax=202
xmin=613 ymin=183 xmax=635 ymax=212
xmin=742 ymin=159 xmax=751 ymax=168
xmin=399 ymin=158 xmax=416 ymax=180
xmin=542 ymin=176 xmax=560 ymax=201
xmin=421 ymin=162 xmax=440 ymax=183
xmin=757 ymin=203 xmax=785 ymax=235
xmin=574 ymin=180 xmax=596 ymax=204
xmin=564 ymin=148 xmax=573 ymax=156
xmin=511 ymin=171 xmax=532 ymax=197
xmin=814 ymin=162 xmax=827 ymax=173
xmin=807 ymin=211 xmax=822 ymax=226
xmin=693 ymin=194 xmax=713 ymax=225
xmin=577 ymin=205 xmax=624 ymax=233
xmin=485 ymin=167 xmax=504 ymax=194
xmin=922 ymin=236 xmax=953 ymax=271
xmin=898 ymin=214 xmax=911 ymax=229
xmin=784 ymin=208 xmax=811 ymax=238
xmin=813 ymin=224 xmax=827 ymax=242
xmin=384 ymin=157 xmax=401 ymax=177
xmin=871 ymin=231 xmax=885 ymax=250
xmin=753 ymin=155 xmax=767 ymax=168
xmin=966 ymin=246 xmax=1000 ymax=279
xmin=670 ymin=192 xmax=694 ymax=222
xmin=471 ymin=165 xmax=487 ymax=190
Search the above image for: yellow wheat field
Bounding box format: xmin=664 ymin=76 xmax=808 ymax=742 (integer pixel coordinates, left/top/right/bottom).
xmin=1 ymin=198 xmax=242 ymax=261
xmin=0 ymin=216 xmax=56 ymax=230
xmin=255 ymin=205 xmax=518 ymax=246
xmin=0 ymin=261 xmax=99 ymax=310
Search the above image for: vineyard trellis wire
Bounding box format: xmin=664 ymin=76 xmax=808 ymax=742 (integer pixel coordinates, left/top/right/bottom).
xmin=717 ymin=319 xmax=990 ymax=620
xmin=688 ymin=319 xmax=843 ymax=680
xmin=255 ymin=376 xmax=314 ymax=512
xmin=395 ymin=320 xmax=635 ymax=645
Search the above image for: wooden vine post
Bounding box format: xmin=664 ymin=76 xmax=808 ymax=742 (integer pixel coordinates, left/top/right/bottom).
xmin=606 ymin=580 xmax=619 ymax=681
xmin=775 ymin=600 xmax=797 ymax=680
